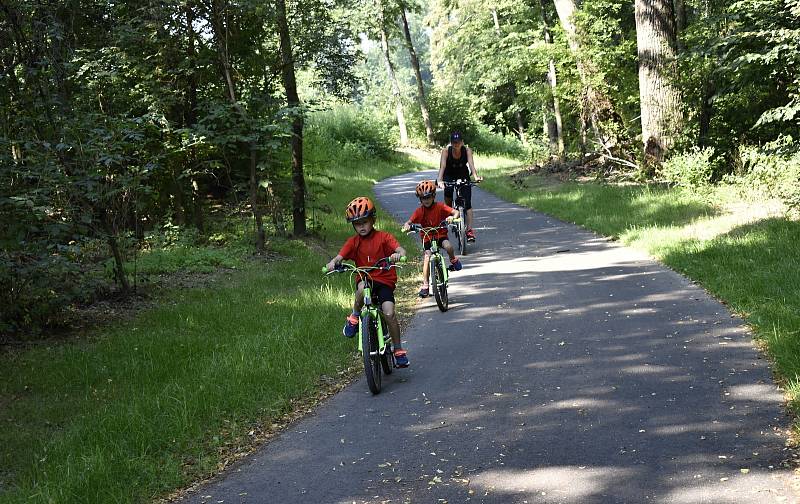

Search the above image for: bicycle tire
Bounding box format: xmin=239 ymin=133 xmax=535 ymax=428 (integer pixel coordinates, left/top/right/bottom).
xmin=379 ymin=313 xmax=393 ymax=375
xmin=431 ymin=255 xmax=449 ymax=312
xmin=360 ymin=313 xmax=382 ymax=394
xmin=457 ymin=206 xmax=467 ymax=255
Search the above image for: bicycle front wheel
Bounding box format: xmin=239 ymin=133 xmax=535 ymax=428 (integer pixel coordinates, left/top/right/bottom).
xmin=379 ymin=313 xmax=393 ymax=375
xmin=457 ymin=207 xmax=467 ymax=255
xmin=361 ymin=313 xmax=382 ymax=394
xmin=431 ymin=255 xmax=449 ymax=312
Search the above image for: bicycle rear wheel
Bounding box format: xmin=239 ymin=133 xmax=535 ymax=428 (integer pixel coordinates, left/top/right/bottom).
xmin=379 ymin=313 xmax=393 ymax=375
xmin=431 ymin=255 xmax=449 ymax=312
xmin=360 ymin=313 xmax=382 ymax=394
xmin=457 ymin=207 xmax=467 ymax=255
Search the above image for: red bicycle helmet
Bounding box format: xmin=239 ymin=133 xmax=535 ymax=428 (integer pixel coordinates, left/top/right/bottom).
xmin=415 ymin=180 xmax=437 ymax=198
xmin=345 ymin=196 xmax=376 ymax=222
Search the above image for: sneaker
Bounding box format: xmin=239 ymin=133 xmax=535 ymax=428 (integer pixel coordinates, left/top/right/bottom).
xmin=418 ymin=284 xmax=429 ymax=298
xmin=342 ymin=314 xmax=359 ymax=338
xmin=449 ymin=257 xmax=462 ymax=271
xmin=394 ymin=349 xmax=409 ymax=368
xmin=466 ymin=228 xmax=476 ymax=242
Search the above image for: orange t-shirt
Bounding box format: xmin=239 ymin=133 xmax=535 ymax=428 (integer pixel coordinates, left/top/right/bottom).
xmin=338 ymin=230 xmax=401 ymax=289
xmin=408 ymin=202 xmax=454 ymax=243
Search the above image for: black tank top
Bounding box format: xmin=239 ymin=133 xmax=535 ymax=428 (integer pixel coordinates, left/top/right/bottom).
xmin=444 ymin=146 xmax=470 ymax=181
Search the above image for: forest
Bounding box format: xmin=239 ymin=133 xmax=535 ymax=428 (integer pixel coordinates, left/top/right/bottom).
xmin=1 ymin=0 xmax=798 ymax=335
xmin=2 ymin=1 xmax=800 ymax=502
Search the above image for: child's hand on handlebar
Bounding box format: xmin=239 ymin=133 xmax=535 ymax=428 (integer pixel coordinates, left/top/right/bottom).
xmin=325 ymin=259 xmax=339 ymax=272
xmin=390 ymin=252 xmax=402 ymax=263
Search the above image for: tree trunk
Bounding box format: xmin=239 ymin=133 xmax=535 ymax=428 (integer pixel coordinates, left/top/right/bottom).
xmin=635 ymin=0 xmax=682 ymax=165
xmin=539 ymin=0 xmax=565 ymax=157
xmin=698 ymin=79 xmax=715 ymax=147
xmin=399 ymin=8 xmax=434 ymax=145
xmin=674 ymin=0 xmax=686 ymax=51
xmin=276 ymin=0 xmax=306 ymax=235
xmin=107 ymin=235 xmax=130 ymax=294
xmin=516 ymin=110 xmax=527 ymax=146
xmin=185 ymin=1 xmax=204 ymax=233
xmin=377 ymin=0 xmax=408 ymax=146
xmin=210 ymin=0 xmax=268 ymax=243
xmin=249 ymin=145 xmax=265 ymax=251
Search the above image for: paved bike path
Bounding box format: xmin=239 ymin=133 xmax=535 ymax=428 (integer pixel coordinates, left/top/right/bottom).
xmin=181 ymin=171 xmax=795 ymax=503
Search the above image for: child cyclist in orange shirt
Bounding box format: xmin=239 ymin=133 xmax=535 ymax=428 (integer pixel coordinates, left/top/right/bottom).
xmin=325 ymin=197 xmax=410 ymax=367
xmin=401 ymin=180 xmax=462 ymax=298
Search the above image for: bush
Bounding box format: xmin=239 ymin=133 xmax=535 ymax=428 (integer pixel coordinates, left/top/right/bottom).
xmin=726 ymin=137 xmax=800 ymax=209
xmin=659 ymin=147 xmax=716 ymax=188
xmin=306 ymin=106 xmax=396 ymax=160
xmin=468 ymin=124 xmax=530 ymax=159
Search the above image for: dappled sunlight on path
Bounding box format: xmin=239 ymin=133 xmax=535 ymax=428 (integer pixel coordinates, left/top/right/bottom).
xmin=177 ymin=170 xmax=794 ymax=504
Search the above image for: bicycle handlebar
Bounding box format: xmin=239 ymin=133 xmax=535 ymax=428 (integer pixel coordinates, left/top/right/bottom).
xmin=322 ymin=255 xmax=407 ymax=274
xmin=441 ymin=179 xmax=481 ymax=187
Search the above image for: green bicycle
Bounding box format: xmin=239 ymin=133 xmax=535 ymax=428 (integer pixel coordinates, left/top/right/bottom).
xmin=408 ymin=220 xmax=459 ymax=312
xmin=322 ymin=256 xmax=405 ymax=394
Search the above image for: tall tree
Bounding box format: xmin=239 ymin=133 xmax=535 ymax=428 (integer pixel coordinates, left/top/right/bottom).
xmin=552 ymin=0 xmax=627 ymax=153
xmin=376 ymin=0 xmax=409 ymax=146
xmin=398 ymin=4 xmax=434 ymax=145
xmin=538 ymin=0 xmax=565 ymax=157
xmin=276 ymin=0 xmax=307 ymax=235
xmin=490 ymin=7 xmax=528 ymax=145
xmin=634 ymin=0 xmax=682 ymax=164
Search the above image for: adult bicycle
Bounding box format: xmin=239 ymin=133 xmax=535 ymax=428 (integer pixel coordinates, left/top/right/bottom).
xmin=322 ymin=256 xmax=405 ymax=394
xmin=407 ymin=220 xmax=458 ymax=312
xmin=442 ymin=179 xmax=480 ymax=255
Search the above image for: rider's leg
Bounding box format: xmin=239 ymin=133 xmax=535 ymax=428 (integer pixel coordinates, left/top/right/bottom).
xmin=422 ymin=250 xmax=431 ymax=282
xmin=466 ymin=208 xmax=475 ymax=230
xmin=352 ymin=281 xmax=366 ymax=314
xmin=442 ymin=239 xmax=456 ymax=261
xmin=381 ymin=300 xmax=401 ymax=347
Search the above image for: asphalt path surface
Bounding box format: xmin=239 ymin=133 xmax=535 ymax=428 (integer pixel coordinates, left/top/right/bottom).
xmin=180 ymin=170 xmax=795 ymax=503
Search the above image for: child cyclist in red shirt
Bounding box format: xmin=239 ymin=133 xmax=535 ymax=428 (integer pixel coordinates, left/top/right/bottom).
xmin=401 ymin=180 xmax=462 ymax=298
xmin=326 ymin=197 xmax=410 ymax=367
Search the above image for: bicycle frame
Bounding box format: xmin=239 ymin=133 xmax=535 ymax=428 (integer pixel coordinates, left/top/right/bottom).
xmin=323 ymin=260 xmax=400 ymax=356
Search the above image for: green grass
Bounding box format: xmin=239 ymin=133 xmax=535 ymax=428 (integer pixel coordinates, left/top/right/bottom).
xmin=475 ymin=154 xmax=800 ymax=420
xmin=0 ymin=142 xmax=427 ymax=503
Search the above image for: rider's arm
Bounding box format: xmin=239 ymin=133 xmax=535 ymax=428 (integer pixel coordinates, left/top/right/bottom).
xmin=449 ymin=207 xmax=460 ymax=220
xmin=326 ymin=254 xmax=343 ymax=272
xmin=437 ymin=148 xmax=448 ymax=187
xmin=391 ymin=246 xmax=407 ymax=263
xmin=466 ymin=147 xmax=482 ymax=181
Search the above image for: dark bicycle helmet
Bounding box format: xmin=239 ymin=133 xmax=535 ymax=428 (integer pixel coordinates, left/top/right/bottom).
xmin=345 ymin=196 xmax=376 ymax=222
xmin=415 ymin=180 xmax=437 ymax=198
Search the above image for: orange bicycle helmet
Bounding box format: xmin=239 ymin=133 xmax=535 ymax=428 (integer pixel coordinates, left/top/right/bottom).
xmin=345 ymin=196 xmax=376 ymax=222
xmin=415 ymin=180 xmax=437 ymax=198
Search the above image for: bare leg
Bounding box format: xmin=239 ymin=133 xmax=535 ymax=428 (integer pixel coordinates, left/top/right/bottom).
xmin=422 ymin=250 xmax=431 ymax=284
xmin=352 ymin=282 xmax=365 ymax=313
xmin=382 ymin=300 xmax=401 ymax=347
xmin=467 ymin=208 xmax=475 ymax=230
xmin=442 ymin=239 xmax=456 ymax=261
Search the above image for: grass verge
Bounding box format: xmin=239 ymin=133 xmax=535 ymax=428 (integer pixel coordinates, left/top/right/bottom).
xmin=0 ymin=150 xmax=427 ymax=504
xmin=474 ymin=155 xmax=800 ymax=423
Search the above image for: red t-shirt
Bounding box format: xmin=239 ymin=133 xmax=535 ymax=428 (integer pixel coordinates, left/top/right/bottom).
xmin=338 ymin=230 xmax=401 ymax=289
xmin=408 ymin=202 xmax=454 ymax=243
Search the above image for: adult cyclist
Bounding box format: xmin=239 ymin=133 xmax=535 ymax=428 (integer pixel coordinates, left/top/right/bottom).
xmin=437 ymin=131 xmax=483 ymax=242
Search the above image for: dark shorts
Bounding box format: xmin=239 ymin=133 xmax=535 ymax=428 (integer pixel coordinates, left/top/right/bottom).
xmin=423 ymin=237 xmax=449 ymax=251
xmin=360 ymin=281 xmax=395 ymax=305
xmin=444 ymin=182 xmax=473 ymax=211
